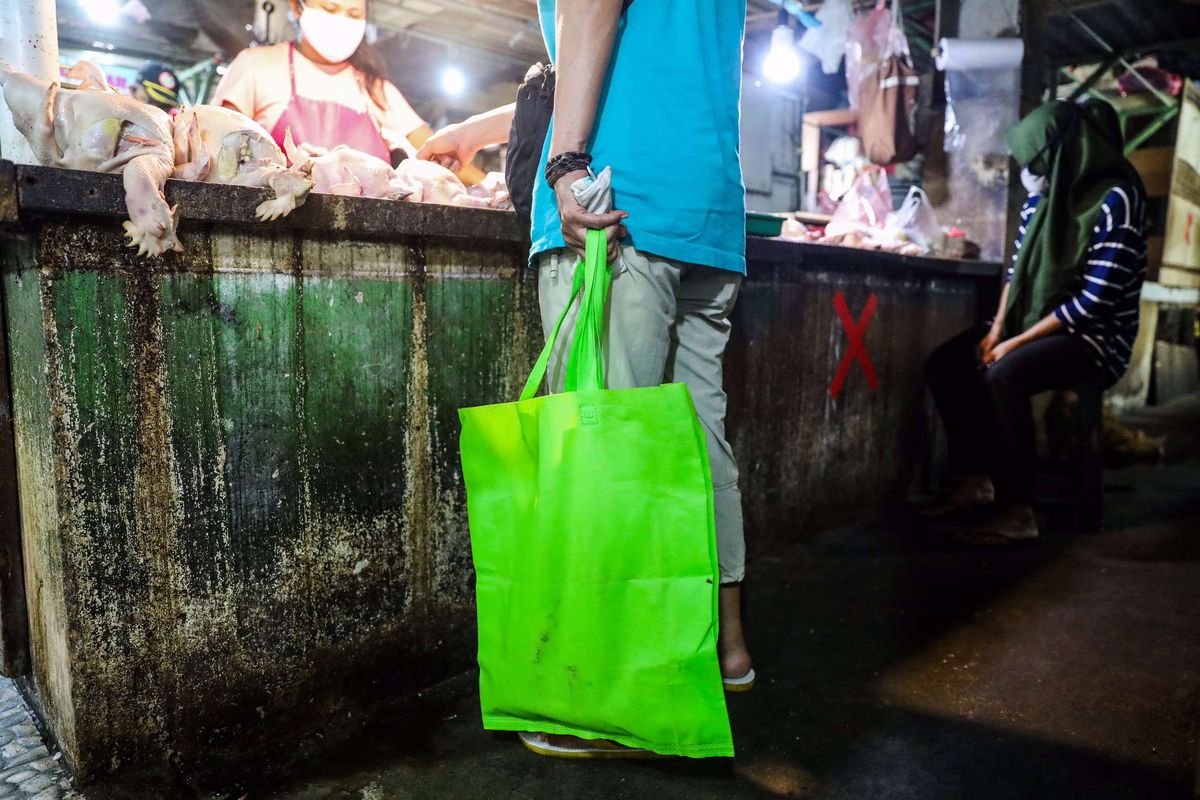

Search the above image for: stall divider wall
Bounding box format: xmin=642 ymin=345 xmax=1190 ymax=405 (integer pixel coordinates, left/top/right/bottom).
xmin=0 ymin=164 xmax=997 ymax=784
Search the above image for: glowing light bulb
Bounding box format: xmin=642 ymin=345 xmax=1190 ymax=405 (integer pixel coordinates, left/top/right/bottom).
xmin=441 ymin=67 xmax=465 ymax=97
xmin=81 ymin=0 xmax=123 ymax=26
xmin=763 ymin=23 xmax=801 ymax=84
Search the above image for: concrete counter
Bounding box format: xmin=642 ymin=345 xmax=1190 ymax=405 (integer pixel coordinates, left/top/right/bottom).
xmin=0 ymin=162 xmax=999 ymax=784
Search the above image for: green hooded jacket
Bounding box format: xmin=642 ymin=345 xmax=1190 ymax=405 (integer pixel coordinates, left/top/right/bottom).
xmin=1003 ymin=100 xmax=1144 ymax=337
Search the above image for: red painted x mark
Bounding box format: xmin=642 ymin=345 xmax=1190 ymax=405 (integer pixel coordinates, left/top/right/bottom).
xmin=829 ymin=291 xmax=879 ymax=400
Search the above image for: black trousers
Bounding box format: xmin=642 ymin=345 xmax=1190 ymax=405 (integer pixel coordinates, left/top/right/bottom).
xmin=925 ymin=324 xmax=1104 ymax=504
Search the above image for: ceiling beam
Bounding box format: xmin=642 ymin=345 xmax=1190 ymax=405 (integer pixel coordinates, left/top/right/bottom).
xmin=1052 ymin=35 xmax=1200 ymax=66
xmin=1049 ymin=0 xmax=1121 ymax=10
xmin=411 ymin=0 xmax=533 ymax=26
xmin=380 ymin=27 xmax=534 ymax=68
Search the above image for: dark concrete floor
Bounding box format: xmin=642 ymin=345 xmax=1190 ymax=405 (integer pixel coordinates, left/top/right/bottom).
xmin=240 ymin=397 xmax=1200 ymax=800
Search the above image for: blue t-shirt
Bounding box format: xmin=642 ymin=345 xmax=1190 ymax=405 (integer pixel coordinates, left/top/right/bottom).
xmin=531 ymin=0 xmax=748 ymax=274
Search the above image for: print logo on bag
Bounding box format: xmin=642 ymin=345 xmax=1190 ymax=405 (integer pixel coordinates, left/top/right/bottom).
xmin=578 ymin=405 xmax=601 ymax=426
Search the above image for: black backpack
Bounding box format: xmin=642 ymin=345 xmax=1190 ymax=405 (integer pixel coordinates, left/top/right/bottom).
xmin=504 ymin=1 xmax=633 ymax=229
xmin=505 ymin=62 xmax=556 ymax=229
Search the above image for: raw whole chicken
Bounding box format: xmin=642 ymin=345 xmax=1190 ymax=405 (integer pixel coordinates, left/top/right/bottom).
xmin=466 ymin=171 xmax=513 ymax=210
xmin=174 ymin=106 xmax=312 ymax=221
xmin=283 ymin=130 xmax=413 ymax=200
xmin=0 ymin=61 xmax=180 ymax=256
xmin=395 ymin=158 xmax=491 ymax=208
xmin=64 ymin=61 xmax=117 ymax=93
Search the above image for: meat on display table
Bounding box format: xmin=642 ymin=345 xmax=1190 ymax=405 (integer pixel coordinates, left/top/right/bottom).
xmin=0 ymin=161 xmax=1000 ymax=783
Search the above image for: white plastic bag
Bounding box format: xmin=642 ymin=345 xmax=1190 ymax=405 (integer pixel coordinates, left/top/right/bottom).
xmin=871 ymin=186 xmax=941 ymax=254
xmin=800 ymin=0 xmax=854 ymax=75
xmin=825 ymin=167 xmax=893 ymax=238
xmin=845 ymin=0 xmax=893 ymax=109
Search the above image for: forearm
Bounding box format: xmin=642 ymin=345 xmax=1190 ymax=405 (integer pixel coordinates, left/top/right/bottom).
xmin=449 ymin=107 xmax=514 ymax=183
xmin=549 ymin=0 xmax=624 ymax=156
xmin=1012 ymin=312 xmax=1064 ymax=345
xmin=448 ymin=103 xmax=516 ymax=150
xmin=991 ymin=282 xmax=1012 ymax=332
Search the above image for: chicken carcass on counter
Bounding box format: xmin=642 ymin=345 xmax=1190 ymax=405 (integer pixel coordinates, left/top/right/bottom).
xmin=174 ymin=106 xmax=312 ymax=220
xmin=284 ymin=130 xmax=414 ymax=200
xmin=394 ymin=158 xmax=496 ymax=208
xmin=0 ymin=61 xmax=181 ymax=256
xmin=466 ymin=171 xmax=513 ymax=210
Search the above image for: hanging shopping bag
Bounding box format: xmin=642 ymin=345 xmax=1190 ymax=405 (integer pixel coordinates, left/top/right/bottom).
xmin=858 ymin=0 xmax=920 ymax=165
xmin=458 ymin=229 xmax=733 ymax=758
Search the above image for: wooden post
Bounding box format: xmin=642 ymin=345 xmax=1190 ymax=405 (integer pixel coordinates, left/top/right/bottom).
xmin=1019 ymin=0 xmax=1049 ymax=112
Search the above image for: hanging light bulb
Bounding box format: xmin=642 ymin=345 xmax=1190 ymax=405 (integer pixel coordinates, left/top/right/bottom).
xmin=80 ymin=0 xmax=123 ymax=26
xmin=763 ymin=11 xmax=801 ymax=84
xmin=441 ymin=67 xmax=466 ymax=97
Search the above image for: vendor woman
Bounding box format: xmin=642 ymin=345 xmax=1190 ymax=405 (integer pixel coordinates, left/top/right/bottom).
xmin=212 ymin=0 xmax=432 ymax=166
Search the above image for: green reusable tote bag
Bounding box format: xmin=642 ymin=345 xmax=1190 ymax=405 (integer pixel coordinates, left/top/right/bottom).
xmin=458 ymin=229 xmax=733 ymax=758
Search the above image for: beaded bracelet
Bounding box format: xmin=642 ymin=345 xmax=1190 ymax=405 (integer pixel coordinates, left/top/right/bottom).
xmin=544 ymin=150 xmax=592 ymax=189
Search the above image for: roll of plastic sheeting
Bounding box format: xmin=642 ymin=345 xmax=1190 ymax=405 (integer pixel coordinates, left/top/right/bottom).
xmin=935 ymin=38 xmax=1024 ymax=71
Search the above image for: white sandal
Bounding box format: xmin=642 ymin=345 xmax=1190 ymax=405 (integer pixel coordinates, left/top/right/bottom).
xmin=518 ymin=731 xmax=663 ymax=759
xmin=723 ymin=667 xmax=756 ymax=692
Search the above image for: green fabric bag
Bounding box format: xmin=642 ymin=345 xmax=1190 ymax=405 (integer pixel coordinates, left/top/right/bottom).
xmin=458 ymin=229 xmax=733 ymax=758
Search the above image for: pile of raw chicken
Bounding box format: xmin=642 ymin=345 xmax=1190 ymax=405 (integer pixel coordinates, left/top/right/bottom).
xmin=0 ymin=60 xmax=512 ymax=257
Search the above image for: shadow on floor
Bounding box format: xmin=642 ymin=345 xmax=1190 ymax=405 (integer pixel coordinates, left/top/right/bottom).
xmin=79 ymin=396 xmax=1200 ymax=800
xmin=244 ymin=475 xmax=1199 ymax=798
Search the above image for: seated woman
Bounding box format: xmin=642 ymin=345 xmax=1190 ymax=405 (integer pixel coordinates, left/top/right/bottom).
xmin=925 ymin=99 xmax=1147 ymax=544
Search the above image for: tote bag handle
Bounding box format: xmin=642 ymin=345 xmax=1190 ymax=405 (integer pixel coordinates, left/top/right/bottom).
xmin=520 ymin=228 xmax=611 ymax=400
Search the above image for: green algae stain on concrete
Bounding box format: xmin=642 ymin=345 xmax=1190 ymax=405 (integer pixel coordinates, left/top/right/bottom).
xmin=158 ymin=271 xmax=232 ymax=597
xmin=297 ymin=237 xmax=416 ymax=643
xmin=51 ymin=265 xmax=180 ymax=773
xmin=422 ymin=243 xmax=540 ymax=606
xmin=212 ymin=269 xmax=303 ymax=585
xmin=1 ymin=219 xmax=534 ymax=781
xmin=0 ymin=244 xmax=78 ymax=765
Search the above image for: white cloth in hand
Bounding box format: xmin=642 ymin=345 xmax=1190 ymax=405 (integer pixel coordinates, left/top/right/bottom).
xmin=568 ymin=166 xmax=624 ymax=272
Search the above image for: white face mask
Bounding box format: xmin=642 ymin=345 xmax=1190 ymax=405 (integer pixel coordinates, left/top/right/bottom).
xmin=1020 ymin=166 xmax=1048 ymax=196
xmin=300 ymin=6 xmax=366 ymax=64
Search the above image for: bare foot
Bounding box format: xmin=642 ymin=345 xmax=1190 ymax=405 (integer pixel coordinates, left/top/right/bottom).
xmin=718 ymin=584 xmax=753 ymax=680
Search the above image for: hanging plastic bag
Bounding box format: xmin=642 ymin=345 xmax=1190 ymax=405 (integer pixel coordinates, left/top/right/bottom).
xmin=871 ymin=185 xmax=941 ymax=254
xmin=938 ymin=39 xmax=1024 ymax=155
xmin=800 ymin=0 xmax=854 ymax=75
xmin=858 ymin=0 xmax=920 ymax=165
xmin=845 ymin=0 xmax=893 ymax=109
xmin=825 ymin=166 xmax=893 ymax=238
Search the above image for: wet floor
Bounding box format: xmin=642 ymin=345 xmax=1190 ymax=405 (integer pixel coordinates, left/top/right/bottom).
xmin=236 ymin=399 xmax=1200 ymax=800
xmin=38 ymin=393 xmax=1200 ymax=798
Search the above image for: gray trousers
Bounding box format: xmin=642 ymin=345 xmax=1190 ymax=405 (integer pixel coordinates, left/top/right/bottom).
xmin=537 ymin=245 xmax=746 ymax=584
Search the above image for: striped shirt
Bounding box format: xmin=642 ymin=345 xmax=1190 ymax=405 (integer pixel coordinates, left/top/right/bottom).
xmin=1007 ymin=184 xmax=1146 ymax=387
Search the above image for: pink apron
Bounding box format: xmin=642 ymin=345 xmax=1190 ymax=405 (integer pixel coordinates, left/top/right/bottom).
xmin=269 ymin=43 xmax=391 ymax=161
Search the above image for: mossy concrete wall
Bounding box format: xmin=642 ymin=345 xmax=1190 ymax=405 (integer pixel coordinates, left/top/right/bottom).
xmin=0 ymin=167 xmax=994 ymax=784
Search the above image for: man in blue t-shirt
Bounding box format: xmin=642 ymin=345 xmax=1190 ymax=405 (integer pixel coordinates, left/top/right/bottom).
xmin=420 ymin=0 xmax=753 ymax=757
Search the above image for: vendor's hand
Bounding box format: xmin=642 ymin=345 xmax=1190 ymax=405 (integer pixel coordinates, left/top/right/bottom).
xmin=976 ymin=327 xmax=1003 ymax=364
xmin=983 ymin=337 xmax=1021 ymax=366
xmin=415 ymin=124 xmax=479 ymax=172
xmin=554 ymin=169 xmax=628 ymax=262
